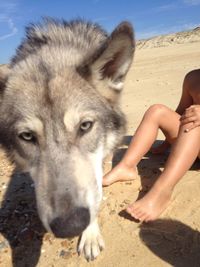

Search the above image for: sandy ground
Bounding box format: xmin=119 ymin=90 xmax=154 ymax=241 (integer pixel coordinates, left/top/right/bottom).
xmin=1 ymin=41 xmax=200 ymax=267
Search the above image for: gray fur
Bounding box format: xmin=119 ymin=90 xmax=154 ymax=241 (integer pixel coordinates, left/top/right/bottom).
xmin=0 ymin=18 xmax=135 ymax=260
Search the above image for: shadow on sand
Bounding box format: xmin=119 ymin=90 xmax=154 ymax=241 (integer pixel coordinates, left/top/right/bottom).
xmin=139 ymin=219 xmax=200 ymax=267
xmin=0 ymin=171 xmax=46 ymax=267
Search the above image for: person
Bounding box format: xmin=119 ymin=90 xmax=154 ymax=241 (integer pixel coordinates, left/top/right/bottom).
xmin=103 ymin=69 xmax=200 ymax=222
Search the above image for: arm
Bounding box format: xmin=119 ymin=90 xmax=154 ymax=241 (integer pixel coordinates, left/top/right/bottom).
xmin=178 ymin=71 xmax=200 ymax=131
xmin=175 ymin=75 xmax=193 ymax=115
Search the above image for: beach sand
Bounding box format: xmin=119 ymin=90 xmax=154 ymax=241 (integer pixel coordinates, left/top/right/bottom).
xmin=0 ymin=40 xmax=200 ymax=267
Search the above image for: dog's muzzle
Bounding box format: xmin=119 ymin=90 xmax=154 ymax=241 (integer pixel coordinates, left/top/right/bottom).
xmin=49 ymin=207 xmax=90 ymax=238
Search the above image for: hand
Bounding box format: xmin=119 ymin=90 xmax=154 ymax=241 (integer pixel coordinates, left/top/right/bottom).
xmin=180 ymin=105 xmax=200 ymax=132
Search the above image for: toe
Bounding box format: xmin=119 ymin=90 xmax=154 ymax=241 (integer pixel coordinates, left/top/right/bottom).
xmin=126 ymin=202 xmax=140 ymax=214
xmin=138 ymin=213 xmax=149 ymax=222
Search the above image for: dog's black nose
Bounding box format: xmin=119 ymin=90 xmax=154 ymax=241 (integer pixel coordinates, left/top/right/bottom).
xmin=49 ymin=207 xmax=90 ymax=238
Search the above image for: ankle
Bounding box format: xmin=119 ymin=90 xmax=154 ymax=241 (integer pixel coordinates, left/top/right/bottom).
xmin=119 ymin=160 xmax=136 ymax=170
xmin=153 ymin=180 xmax=174 ymax=195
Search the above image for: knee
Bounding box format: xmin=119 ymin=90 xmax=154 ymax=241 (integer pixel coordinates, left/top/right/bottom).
xmin=145 ymin=104 xmax=168 ymax=120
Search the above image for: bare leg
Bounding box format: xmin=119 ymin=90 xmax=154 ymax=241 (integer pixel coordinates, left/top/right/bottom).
xmin=127 ymin=122 xmax=200 ymax=222
xmin=150 ymin=70 xmax=200 ymax=155
xmin=103 ymin=104 xmax=180 ymax=186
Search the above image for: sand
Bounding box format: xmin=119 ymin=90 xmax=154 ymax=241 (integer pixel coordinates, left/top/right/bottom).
xmin=1 ymin=40 xmax=200 ymax=267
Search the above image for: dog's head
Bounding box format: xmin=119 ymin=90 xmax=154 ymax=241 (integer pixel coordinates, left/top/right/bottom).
xmin=0 ymin=20 xmax=135 ymax=238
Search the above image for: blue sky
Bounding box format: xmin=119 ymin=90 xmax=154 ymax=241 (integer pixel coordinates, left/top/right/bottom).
xmin=0 ymin=0 xmax=200 ymax=63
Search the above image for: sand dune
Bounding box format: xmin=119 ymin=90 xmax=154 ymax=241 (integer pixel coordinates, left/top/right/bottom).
xmin=137 ymin=26 xmax=200 ymax=49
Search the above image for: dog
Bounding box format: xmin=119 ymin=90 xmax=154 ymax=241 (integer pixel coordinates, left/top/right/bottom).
xmin=0 ymin=18 xmax=135 ymax=261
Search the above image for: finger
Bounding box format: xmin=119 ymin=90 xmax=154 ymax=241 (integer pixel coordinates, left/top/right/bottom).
xmin=180 ymin=116 xmax=196 ymax=125
xmin=184 ymin=122 xmax=200 ymax=132
xmin=181 ymin=111 xmax=194 ymax=119
xmin=180 ymin=116 xmax=198 ymax=124
xmin=186 ymin=106 xmax=200 ymax=115
xmin=186 ymin=105 xmax=196 ymax=111
xmin=183 ymin=110 xmax=195 ymax=118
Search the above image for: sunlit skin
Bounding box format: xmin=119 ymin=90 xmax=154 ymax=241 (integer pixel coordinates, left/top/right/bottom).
xmin=103 ymin=69 xmax=200 ymax=222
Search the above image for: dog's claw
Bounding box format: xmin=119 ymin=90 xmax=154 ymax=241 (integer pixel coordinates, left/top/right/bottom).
xmin=99 ymin=245 xmax=104 ymax=251
xmin=78 ymin=220 xmax=105 ymax=261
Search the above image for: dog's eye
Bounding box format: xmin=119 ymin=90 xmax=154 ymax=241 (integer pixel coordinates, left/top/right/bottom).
xmin=19 ymin=132 xmax=36 ymax=142
xmin=80 ymin=121 xmax=93 ymax=132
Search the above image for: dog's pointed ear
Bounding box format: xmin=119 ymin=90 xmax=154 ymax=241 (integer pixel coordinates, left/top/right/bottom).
xmin=0 ymin=65 xmax=10 ymax=94
xmin=90 ymin=22 xmax=135 ymax=104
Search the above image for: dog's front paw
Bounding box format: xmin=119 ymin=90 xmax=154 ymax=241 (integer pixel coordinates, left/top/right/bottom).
xmin=78 ymin=219 xmax=105 ymax=261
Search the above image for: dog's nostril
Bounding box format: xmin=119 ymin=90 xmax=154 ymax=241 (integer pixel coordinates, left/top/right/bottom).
xmin=49 ymin=207 xmax=90 ymax=238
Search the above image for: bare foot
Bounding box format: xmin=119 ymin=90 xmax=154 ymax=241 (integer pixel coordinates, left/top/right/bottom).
xmin=150 ymin=140 xmax=170 ymax=154
xmin=126 ymin=186 xmax=172 ymax=222
xmin=103 ymin=162 xmax=138 ymax=186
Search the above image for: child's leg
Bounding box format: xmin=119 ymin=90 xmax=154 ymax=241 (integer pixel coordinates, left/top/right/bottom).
xmin=127 ymin=121 xmax=200 ymax=222
xmin=103 ymin=104 xmax=180 ymax=186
